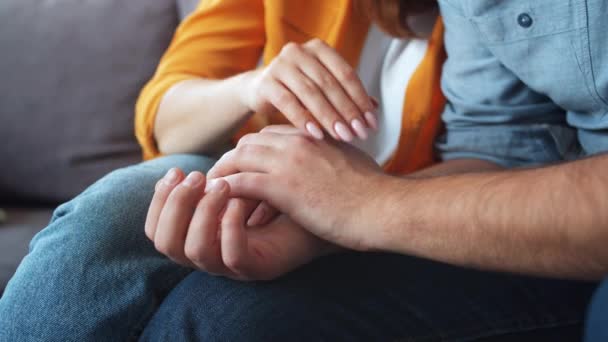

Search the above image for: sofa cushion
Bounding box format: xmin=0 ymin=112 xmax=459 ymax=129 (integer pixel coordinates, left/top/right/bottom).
xmin=0 ymin=0 xmax=179 ymax=203
xmin=0 ymin=208 xmax=53 ymax=292
xmin=177 ymin=0 xmax=201 ymax=20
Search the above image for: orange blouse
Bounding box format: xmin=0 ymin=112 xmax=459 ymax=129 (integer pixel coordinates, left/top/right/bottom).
xmin=135 ymin=0 xmax=446 ymax=174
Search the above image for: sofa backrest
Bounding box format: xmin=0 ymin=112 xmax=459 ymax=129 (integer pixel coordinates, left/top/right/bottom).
xmin=0 ymin=0 xmax=190 ymax=204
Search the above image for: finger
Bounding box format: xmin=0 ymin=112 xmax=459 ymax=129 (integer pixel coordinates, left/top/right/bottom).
xmin=221 ymin=173 xmax=284 ymax=212
xmin=260 ymin=125 xmax=304 ymax=135
xmin=367 ymin=97 xmax=380 ymax=131
xmin=184 ymin=178 xmax=233 ymax=275
xmin=247 ymin=201 xmax=279 ymax=227
xmin=145 ymin=168 xmax=185 ymax=241
xmin=154 ymin=171 xmax=206 ymax=265
xmin=207 ymin=141 xmax=283 ymax=180
xmin=261 ymin=75 xmax=321 ymax=138
xmin=295 ymin=48 xmax=368 ymax=140
xmin=304 ymin=39 xmax=377 ymax=127
xmin=221 ymin=199 xmax=252 ymax=277
xmin=277 ymin=61 xmax=348 ymax=141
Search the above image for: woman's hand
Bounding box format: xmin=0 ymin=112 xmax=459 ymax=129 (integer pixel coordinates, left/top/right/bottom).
xmin=145 ymin=168 xmax=334 ymax=281
xmin=207 ymin=126 xmax=388 ymax=251
xmin=240 ymin=39 xmax=378 ymax=142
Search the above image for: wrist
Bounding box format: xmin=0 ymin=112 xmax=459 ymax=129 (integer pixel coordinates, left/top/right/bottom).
xmin=361 ymin=174 xmax=416 ymax=253
xmin=233 ymin=69 xmax=261 ymax=113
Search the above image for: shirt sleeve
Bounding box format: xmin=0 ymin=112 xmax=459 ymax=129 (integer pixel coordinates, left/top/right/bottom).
xmin=436 ymin=0 xmax=574 ymax=168
xmin=135 ymin=0 xmax=265 ymax=160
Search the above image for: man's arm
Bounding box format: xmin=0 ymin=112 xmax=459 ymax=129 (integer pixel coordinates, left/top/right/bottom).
xmin=406 ymin=158 xmax=503 ymax=178
xmin=374 ymin=154 xmax=608 ymax=280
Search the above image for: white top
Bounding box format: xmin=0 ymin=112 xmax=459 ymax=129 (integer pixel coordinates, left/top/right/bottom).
xmin=353 ymin=18 xmax=435 ymax=165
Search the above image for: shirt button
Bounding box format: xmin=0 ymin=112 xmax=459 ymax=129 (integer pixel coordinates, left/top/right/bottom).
xmin=517 ymin=13 xmax=533 ymax=28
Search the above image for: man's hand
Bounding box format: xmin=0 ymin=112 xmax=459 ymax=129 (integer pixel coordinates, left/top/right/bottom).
xmin=207 ymin=126 xmax=387 ymax=251
xmin=145 ymin=168 xmax=334 ymax=281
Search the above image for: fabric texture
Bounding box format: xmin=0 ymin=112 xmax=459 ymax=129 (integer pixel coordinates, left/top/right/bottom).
xmin=436 ymin=0 xmax=608 ymax=167
xmin=0 ymin=0 xmax=180 ymax=203
xmin=177 ymin=0 xmax=200 ymax=20
xmin=0 ymin=155 xmax=214 ymax=341
xmin=0 ymin=155 xmax=596 ymax=341
xmin=144 ymin=256 xmax=595 ymax=341
xmin=135 ymin=0 xmax=446 ymax=175
xmin=0 ymin=208 xmax=52 ymax=292
xmin=585 ymin=277 xmax=608 ymax=342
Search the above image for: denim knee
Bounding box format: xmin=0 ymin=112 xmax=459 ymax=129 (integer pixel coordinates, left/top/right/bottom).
xmin=0 ymin=154 xmax=217 ymax=341
xmin=32 ymin=154 xmax=217 ymax=257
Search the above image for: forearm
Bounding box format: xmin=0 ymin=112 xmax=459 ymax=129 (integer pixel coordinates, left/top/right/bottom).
xmin=374 ymin=155 xmax=608 ymax=280
xmin=406 ymin=159 xmax=503 ymax=178
xmin=154 ymin=71 xmax=255 ymax=156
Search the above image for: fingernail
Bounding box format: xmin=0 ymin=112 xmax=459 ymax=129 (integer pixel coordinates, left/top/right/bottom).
xmin=364 ymin=112 xmax=379 ymax=131
xmin=206 ymin=179 xmax=227 ymax=193
xmin=334 ymin=122 xmax=354 ymax=142
xmin=163 ymin=168 xmax=180 ymax=185
xmin=182 ymin=172 xmax=203 ymax=187
xmin=306 ymin=122 xmax=324 ymax=140
xmin=351 ymin=119 xmax=368 ymax=140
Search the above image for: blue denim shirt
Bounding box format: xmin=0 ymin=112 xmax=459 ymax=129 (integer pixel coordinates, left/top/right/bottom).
xmin=436 ymin=0 xmax=608 ymax=167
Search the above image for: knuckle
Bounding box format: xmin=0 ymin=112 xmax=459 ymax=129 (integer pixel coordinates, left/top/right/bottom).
xmin=290 ymin=135 xmax=311 ymax=150
xmin=224 ymin=255 xmax=244 ymax=271
xmin=307 ymin=38 xmax=325 ymax=48
xmin=275 ymin=90 xmax=295 ymax=108
xmin=260 ymin=125 xmax=275 ymax=133
xmin=230 ymin=173 xmax=258 ymax=191
xmin=168 ymin=186 xmax=191 ymax=206
xmin=237 ymin=143 xmax=257 ymax=156
xmin=281 ymin=42 xmax=301 ymax=56
xmin=154 ymin=239 xmax=171 ymax=256
xmin=237 ymin=133 xmax=256 ymax=147
xmin=317 ymin=73 xmax=335 ymax=89
xmin=299 ymin=78 xmax=317 ymax=96
xmin=184 ymin=243 xmax=203 ymax=264
xmin=337 ymin=67 xmax=357 ymax=82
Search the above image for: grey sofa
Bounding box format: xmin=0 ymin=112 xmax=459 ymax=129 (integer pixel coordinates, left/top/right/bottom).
xmin=0 ymin=0 xmax=199 ymax=293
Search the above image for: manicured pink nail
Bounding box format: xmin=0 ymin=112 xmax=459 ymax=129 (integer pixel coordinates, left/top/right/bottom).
xmin=182 ymin=172 xmax=203 ymax=187
xmin=351 ymin=119 xmax=368 ymax=140
xmin=334 ymin=122 xmax=354 ymax=142
xmin=306 ymin=122 xmax=324 ymax=140
xmin=163 ymin=168 xmax=180 ymax=185
xmin=364 ymin=112 xmax=379 ymax=131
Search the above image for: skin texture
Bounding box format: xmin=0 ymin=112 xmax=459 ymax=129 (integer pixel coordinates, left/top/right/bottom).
xmin=209 ymin=126 xmax=608 ymax=281
xmin=145 ymin=166 xmax=335 ymax=281
xmin=146 ymin=126 xmax=505 ymax=281
xmin=152 ymin=38 xmax=379 ymax=230
xmin=154 ymin=39 xmax=377 ymax=157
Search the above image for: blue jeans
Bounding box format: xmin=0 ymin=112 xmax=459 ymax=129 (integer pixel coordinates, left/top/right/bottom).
xmin=0 ymin=155 xmax=597 ymax=341
xmin=585 ymin=277 xmax=608 ymax=341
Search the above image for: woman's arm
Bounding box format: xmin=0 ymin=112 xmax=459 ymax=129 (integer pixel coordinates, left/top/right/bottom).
xmin=153 ymin=72 xmax=256 ymax=156
xmin=153 ymin=39 xmax=377 ymax=156
xmin=135 ymin=0 xmax=266 ymax=159
xmin=137 ymin=0 xmax=376 ymax=158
